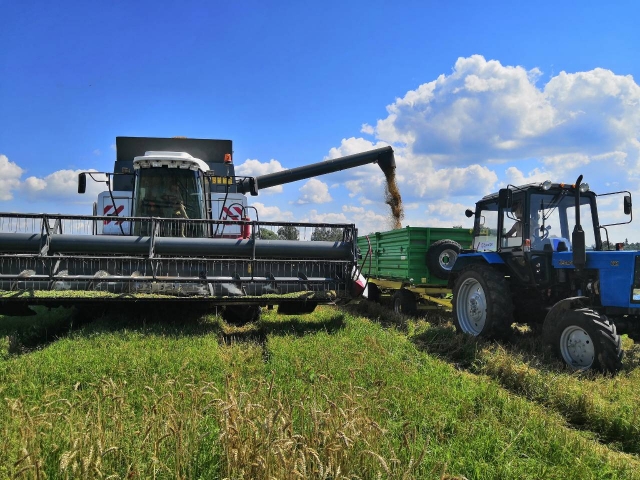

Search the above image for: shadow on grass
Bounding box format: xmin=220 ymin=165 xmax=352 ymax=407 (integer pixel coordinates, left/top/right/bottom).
xmin=0 ymin=306 xmax=82 ymax=356
xmin=1 ymin=303 xmax=346 ymax=357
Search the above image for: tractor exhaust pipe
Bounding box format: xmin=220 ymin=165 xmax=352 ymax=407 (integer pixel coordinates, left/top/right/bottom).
xmin=572 ymin=175 xmax=586 ymax=271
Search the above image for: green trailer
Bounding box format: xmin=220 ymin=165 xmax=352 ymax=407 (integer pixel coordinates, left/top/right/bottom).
xmin=357 ymin=227 xmax=473 ymax=313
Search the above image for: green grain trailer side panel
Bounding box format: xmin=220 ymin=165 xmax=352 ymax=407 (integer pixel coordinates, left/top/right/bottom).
xmin=358 ymin=227 xmax=473 ymax=286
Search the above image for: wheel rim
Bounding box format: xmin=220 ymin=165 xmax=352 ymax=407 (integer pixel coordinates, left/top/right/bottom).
xmin=439 ymin=249 xmax=458 ymax=271
xmin=394 ymin=297 xmax=402 ymax=313
xmin=455 ymin=278 xmax=486 ymax=335
xmin=559 ymin=326 xmax=595 ymax=369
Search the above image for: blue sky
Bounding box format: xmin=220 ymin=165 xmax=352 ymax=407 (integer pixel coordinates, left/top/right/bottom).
xmin=1 ymin=0 xmax=639 ymax=238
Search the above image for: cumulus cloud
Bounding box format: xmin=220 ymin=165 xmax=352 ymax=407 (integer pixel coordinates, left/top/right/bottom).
xmin=367 ymin=55 xmax=640 ymax=185
xmin=252 ymin=202 xmax=294 ymax=221
xmin=21 ymin=169 xmax=104 ymax=201
xmin=295 ymin=178 xmax=332 ymax=205
xmin=0 ymin=155 xmax=24 ymax=201
xmin=301 ymin=209 xmax=349 ymax=224
xmin=331 ymin=55 xmax=640 ymax=240
xmin=326 ymin=136 xmax=390 ymax=160
xmin=235 ymin=158 xmax=285 ymax=194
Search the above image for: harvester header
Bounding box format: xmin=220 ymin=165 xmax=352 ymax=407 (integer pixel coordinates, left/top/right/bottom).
xmin=0 ymin=136 xmax=394 ymax=323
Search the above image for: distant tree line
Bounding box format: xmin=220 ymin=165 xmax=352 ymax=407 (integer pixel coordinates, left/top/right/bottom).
xmin=258 ymin=226 xmax=343 ymax=241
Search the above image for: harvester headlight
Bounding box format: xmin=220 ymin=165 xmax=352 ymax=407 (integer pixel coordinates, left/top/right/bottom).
xmin=579 ymin=183 xmax=590 ymax=193
xmin=541 ymin=180 xmax=552 ymax=191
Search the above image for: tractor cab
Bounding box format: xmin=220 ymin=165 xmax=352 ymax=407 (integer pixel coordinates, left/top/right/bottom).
xmin=471 ymin=182 xmax=600 ymax=257
xmin=467 ymin=181 xmax=602 ymax=288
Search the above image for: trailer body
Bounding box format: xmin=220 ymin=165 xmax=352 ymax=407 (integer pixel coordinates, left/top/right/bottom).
xmin=358 ymin=227 xmax=473 ymax=312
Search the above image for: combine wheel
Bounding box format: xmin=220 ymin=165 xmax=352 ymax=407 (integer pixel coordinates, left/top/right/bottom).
xmin=427 ymin=239 xmax=462 ymax=280
xmin=392 ymin=289 xmax=417 ymax=315
xmin=452 ymin=265 xmax=513 ymax=338
xmin=366 ymin=283 xmax=381 ymax=303
xmin=222 ymin=305 xmax=261 ymax=326
xmin=553 ymin=308 xmax=622 ymax=373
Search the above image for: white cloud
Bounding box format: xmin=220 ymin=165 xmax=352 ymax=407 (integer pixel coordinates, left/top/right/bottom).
xmin=252 ymin=202 xmax=294 ymax=221
xmin=295 ymin=178 xmax=332 ymax=205
xmin=407 ymin=164 xmax=498 ymax=199
xmin=426 ymin=200 xmax=471 ymax=218
xmin=235 ymin=158 xmax=285 ymax=194
xmin=361 ymin=123 xmax=375 ymax=135
xmin=504 ymin=166 xmax=550 ymax=186
xmin=366 ymin=56 xmax=640 ymax=190
xmin=21 ymin=169 xmax=104 ymax=201
xmin=0 ymin=155 xmax=24 ymax=201
xmin=301 ymin=209 xmax=349 ymax=224
xmin=326 ymin=136 xmax=390 ymax=160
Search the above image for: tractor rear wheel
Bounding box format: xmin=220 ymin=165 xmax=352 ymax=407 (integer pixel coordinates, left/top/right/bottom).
xmin=452 ymin=265 xmax=513 ymax=338
xmin=553 ymin=308 xmax=622 ymax=373
xmin=392 ymin=289 xmax=417 ymax=316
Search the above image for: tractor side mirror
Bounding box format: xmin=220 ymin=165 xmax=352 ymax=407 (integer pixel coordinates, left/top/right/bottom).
xmin=465 ymin=209 xmax=475 ymax=218
xmin=78 ymin=173 xmax=87 ymax=194
xmin=498 ymin=188 xmax=512 ymax=209
xmin=624 ymin=195 xmax=632 ymax=215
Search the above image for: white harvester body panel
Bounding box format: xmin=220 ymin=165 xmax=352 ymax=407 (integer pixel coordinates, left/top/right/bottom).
xmin=98 ymin=191 xmax=133 ymax=235
xmin=211 ymin=192 xmax=247 ymax=237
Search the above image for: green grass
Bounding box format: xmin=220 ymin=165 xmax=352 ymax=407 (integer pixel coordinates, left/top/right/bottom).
xmin=0 ymin=305 xmax=639 ymax=479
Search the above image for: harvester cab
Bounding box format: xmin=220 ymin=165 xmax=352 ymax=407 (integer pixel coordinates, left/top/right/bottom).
xmin=80 ymin=137 xmax=258 ymax=238
xmin=0 ymin=136 xmax=396 ymax=324
xmin=451 ymin=178 xmax=637 ymax=373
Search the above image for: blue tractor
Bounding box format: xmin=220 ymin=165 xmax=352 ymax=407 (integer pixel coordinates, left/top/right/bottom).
xmin=450 ymin=176 xmax=635 ymax=373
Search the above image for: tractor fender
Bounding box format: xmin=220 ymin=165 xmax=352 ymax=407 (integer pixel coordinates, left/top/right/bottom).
xmin=448 ymin=252 xmax=505 ymax=288
xmin=542 ymin=296 xmax=590 ymax=343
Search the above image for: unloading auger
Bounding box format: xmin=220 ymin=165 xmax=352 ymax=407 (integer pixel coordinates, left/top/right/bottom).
xmin=0 ymin=137 xmax=396 ymax=322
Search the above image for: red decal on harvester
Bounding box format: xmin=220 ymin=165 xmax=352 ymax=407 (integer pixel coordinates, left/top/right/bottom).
xmin=104 ymin=205 xmax=125 ymax=225
xmin=222 ymin=206 xmax=243 ymax=220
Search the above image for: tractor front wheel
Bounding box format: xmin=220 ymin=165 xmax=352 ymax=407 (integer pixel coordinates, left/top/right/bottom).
xmin=452 ymin=265 xmax=513 ymax=338
xmin=553 ymin=308 xmax=622 ymax=373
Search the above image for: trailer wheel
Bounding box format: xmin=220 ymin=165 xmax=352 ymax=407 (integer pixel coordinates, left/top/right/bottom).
xmin=222 ymin=305 xmax=261 ymax=326
xmin=392 ymin=289 xmax=417 ymax=316
xmin=427 ymin=239 xmax=462 ymax=280
xmin=553 ymin=308 xmax=622 ymax=373
xmin=452 ymin=265 xmax=513 ymax=338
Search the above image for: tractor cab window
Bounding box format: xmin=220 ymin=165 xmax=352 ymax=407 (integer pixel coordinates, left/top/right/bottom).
xmin=473 ymin=202 xmax=499 ymax=252
xmin=502 ymin=195 xmax=526 ymax=248
xmin=530 ymin=192 xmax=595 ymax=252
xmin=564 ymin=198 xmax=596 ymax=251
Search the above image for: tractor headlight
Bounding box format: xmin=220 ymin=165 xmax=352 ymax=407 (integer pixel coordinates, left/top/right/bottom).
xmin=579 ymin=183 xmax=590 ymax=193
xmin=541 ymin=180 xmax=552 ymax=190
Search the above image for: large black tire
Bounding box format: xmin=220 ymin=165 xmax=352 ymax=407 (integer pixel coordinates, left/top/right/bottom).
xmin=427 ymin=239 xmax=462 ymax=280
xmin=367 ymin=283 xmax=381 ymax=303
xmin=222 ymin=305 xmax=261 ymax=326
xmin=392 ymin=289 xmax=417 ymax=316
xmin=551 ymin=308 xmax=622 ymax=373
xmin=452 ymin=264 xmax=514 ymax=338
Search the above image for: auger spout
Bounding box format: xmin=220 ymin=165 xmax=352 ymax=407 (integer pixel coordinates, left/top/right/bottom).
xmin=237 ymin=146 xmax=395 ymax=194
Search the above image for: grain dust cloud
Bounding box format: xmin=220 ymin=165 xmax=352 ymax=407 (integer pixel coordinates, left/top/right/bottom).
xmin=383 ymin=167 xmax=404 ymax=230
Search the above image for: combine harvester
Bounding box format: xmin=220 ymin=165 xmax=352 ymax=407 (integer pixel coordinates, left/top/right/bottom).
xmin=0 ymin=137 xmax=396 ymax=323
